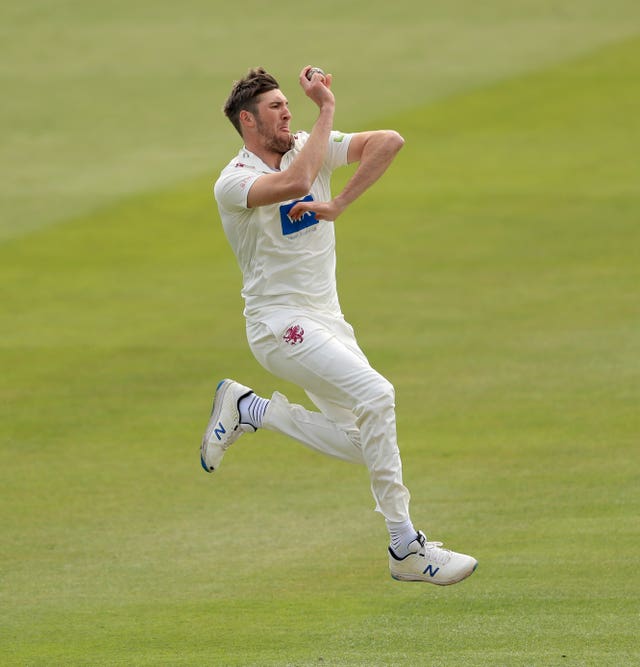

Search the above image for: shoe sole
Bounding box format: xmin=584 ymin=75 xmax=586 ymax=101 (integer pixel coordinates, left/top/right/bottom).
xmin=390 ymin=560 xmax=478 ymax=585
xmin=200 ymin=379 xmax=231 ymax=472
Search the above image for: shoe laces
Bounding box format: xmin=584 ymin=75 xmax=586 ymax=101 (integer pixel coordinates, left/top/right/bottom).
xmin=221 ymin=423 xmax=253 ymax=450
xmin=416 ymin=532 xmax=452 ymax=565
xmin=424 ymin=541 xmax=453 ymax=566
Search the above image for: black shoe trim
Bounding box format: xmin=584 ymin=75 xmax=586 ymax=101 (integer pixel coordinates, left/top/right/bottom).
xmin=388 ymin=546 xmax=414 ymax=562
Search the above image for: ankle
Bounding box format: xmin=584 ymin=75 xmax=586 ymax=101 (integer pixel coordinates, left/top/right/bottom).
xmin=386 ymin=519 xmax=418 ymax=558
xmin=238 ymin=392 xmax=269 ymax=429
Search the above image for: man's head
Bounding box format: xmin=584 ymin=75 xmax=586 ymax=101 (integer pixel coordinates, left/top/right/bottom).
xmin=223 ymin=67 xmax=280 ymax=137
xmin=223 ymin=67 xmax=294 ymax=155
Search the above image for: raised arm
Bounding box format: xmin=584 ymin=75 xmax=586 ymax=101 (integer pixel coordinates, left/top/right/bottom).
xmin=246 ymin=67 xmax=336 ymax=208
xmin=288 ymin=129 xmax=404 ymax=222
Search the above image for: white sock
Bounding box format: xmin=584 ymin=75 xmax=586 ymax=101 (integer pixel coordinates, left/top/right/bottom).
xmin=238 ymin=393 xmax=269 ymax=429
xmin=386 ymin=519 xmax=418 ymax=557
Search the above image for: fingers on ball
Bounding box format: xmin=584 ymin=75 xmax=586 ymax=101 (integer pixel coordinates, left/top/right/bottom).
xmin=306 ymin=67 xmax=325 ymax=80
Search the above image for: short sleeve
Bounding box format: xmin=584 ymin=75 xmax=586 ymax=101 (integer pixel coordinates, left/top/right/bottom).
xmin=214 ymin=166 xmax=261 ymax=211
xmin=324 ymin=131 xmax=353 ymax=170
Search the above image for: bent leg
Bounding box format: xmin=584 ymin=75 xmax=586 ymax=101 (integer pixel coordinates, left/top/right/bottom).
xmin=263 ymin=391 xmax=364 ymax=464
xmin=248 ymin=314 xmax=411 ymax=523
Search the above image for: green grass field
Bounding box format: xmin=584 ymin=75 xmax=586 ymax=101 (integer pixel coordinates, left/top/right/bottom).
xmin=2 ymin=2 xmax=639 ymax=665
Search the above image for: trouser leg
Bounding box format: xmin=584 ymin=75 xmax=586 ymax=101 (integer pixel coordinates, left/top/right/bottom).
xmin=263 ymin=390 xmax=364 ymax=464
xmin=248 ymin=315 xmax=411 ymax=523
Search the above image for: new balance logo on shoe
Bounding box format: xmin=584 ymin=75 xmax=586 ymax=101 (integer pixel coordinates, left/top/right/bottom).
xmin=389 ymin=530 xmax=477 ymax=585
xmin=201 ymin=379 xmax=256 ymax=474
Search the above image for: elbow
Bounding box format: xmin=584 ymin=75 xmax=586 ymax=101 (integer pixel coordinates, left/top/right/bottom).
xmin=370 ymin=130 xmax=404 ymax=158
xmin=387 ymin=130 xmax=405 ymax=153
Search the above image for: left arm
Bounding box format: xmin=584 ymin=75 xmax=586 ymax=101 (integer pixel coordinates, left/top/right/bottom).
xmin=288 ymin=130 xmax=404 ymax=221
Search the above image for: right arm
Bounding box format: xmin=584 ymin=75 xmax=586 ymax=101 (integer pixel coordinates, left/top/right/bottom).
xmin=246 ymin=67 xmax=335 ymax=208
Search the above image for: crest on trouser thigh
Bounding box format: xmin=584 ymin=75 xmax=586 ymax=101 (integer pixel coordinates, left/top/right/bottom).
xmin=283 ymin=324 xmax=305 ymax=345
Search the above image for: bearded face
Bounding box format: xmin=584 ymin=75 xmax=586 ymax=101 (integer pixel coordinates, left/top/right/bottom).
xmin=256 ymin=114 xmax=295 ymax=154
xmin=252 ymin=89 xmax=295 ymax=156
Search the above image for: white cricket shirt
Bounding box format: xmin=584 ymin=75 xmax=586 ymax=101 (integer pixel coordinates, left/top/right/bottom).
xmin=214 ymin=130 xmax=353 ymax=320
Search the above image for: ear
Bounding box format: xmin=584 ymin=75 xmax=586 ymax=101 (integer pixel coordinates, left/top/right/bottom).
xmin=239 ymin=109 xmax=255 ymax=130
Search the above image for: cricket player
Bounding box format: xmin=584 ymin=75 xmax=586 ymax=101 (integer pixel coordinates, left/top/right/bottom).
xmin=201 ymin=65 xmax=477 ymax=585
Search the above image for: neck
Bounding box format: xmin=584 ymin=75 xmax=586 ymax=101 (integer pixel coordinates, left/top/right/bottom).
xmin=244 ymin=141 xmax=284 ymax=171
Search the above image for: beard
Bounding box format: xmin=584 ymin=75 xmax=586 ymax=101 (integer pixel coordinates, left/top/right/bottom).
xmin=256 ymin=117 xmax=294 ymax=154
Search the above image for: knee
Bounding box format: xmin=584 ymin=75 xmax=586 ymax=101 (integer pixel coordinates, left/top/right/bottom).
xmin=378 ymin=377 xmax=395 ymax=406
xmin=357 ymin=376 xmax=395 ymax=413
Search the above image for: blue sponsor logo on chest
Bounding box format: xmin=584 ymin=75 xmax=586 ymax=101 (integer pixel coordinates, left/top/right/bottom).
xmin=279 ymin=195 xmax=319 ymax=236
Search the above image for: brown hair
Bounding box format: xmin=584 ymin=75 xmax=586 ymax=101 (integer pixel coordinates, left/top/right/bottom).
xmin=223 ymin=67 xmax=280 ymax=137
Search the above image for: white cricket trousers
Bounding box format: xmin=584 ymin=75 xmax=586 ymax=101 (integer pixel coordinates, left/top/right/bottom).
xmin=246 ymin=310 xmax=411 ymax=523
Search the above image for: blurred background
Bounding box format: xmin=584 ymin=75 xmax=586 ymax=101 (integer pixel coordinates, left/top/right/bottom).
xmin=1 ymin=2 xmax=638 ymax=665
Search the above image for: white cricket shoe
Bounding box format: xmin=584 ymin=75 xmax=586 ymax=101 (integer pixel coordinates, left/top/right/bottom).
xmin=200 ymin=379 xmax=255 ymax=473
xmin=389 ymin=531 xmax=478 ymax=585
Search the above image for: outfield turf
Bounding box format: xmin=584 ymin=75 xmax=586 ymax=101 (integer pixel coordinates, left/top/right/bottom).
xmin=1 ymin=2 xmax=639 ymax=666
